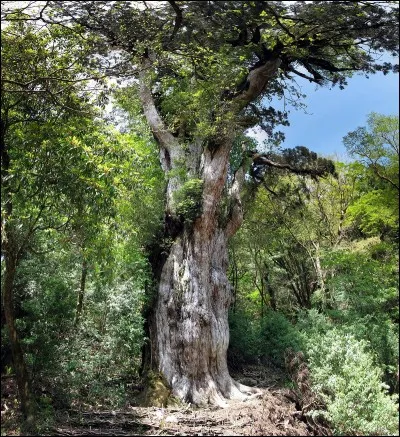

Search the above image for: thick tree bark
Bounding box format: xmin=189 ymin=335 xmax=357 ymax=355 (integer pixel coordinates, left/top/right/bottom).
xmin=154 ymin=225 xmax=253 ymax=406
xmin=147 ymin=143 xmax=257 ymax=406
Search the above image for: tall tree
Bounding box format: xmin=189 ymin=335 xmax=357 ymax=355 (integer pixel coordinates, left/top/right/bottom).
xmin=344 ymin=113 xmax=399 ymax=192
xmin=0 ymin=16 xmax=106 ymax=420
xmin=43 ymin=0 xmax=399 ymax=406
xmin=344 ymin=114 xmax=399 ymax=239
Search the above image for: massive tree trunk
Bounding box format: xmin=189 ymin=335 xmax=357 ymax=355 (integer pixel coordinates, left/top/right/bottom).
xmin=150 ymin=143 xmax=253 ymax=406
xmin=155 ymin=225 xmax=247 ymax=406
xmin=139 ymin=54 xmax=280 ymax=406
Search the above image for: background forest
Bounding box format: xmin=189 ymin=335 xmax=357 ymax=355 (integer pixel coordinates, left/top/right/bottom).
xmin=1 ymin=2 xmax=399 ymax=436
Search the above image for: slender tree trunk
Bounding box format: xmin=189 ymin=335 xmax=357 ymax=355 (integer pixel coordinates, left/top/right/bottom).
xmin=229 ymin=247 xmax=238 ymax=313
xmin=260 ymin=275 xmax=265 ymax=318
xmin=2 ymin=126 xmax=34 ymax=422
xmin=74 ymin=258 xmax=88 ymax=327
xmin=312 ymin=241 xmax=327 ymax=307
xmin=1 ymin=298 xmax=13 ymax=372
xmin=268 ymin=283 xmax=277 ymax=311
xmin=263 ymin=264 xmax=277 ymax=311
xmin=2 ymin=238 xmax=35 ymax=423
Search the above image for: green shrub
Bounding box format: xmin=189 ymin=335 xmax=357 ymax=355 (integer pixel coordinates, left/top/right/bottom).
xmin=173 ymin=179 xmax=204 ymax=223
xmin=320 ymin=247 xmax=399 ymax=386
xmin=323 ymin=246 xmax=398 ymax=320
xmin=228 ymin=309 xmax=261 ymax=368
xmin=20 ymin=274 xmax=76 ymax=376
xmin=228 ymin=309 xmax=303 ymax=368
xmin=301 ymin=325 xmax=399 ymax=436
xmin=258 ymin=310 xmax=303 ymax=367
xmin=58 ymin=278 xmax=146 ymax=407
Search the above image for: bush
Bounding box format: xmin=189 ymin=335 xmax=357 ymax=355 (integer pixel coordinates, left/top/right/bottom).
xmin=323 ymin=245 xmax=398 ymax=320
xmin=173 ymin=179 xmax=204 ymax=223
xmin=321 ymin=246 xmax=399 ymax=388
xmin=228 ymin=309 xmax=261 ymax=369
xmin=228 ymin=309 xmax=303 ymax=368
xmin=300 ymin=321 xmax=399 ymax=436
xmin=19 ymin=273 xmax=76 ymax=377
xmin=58 ymin=279 xmax=146 ymax=408
xmin=258 ymin=310 xmax=303 ymax=367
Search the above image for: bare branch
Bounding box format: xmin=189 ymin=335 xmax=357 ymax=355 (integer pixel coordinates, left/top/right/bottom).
xmin=287 ymin=65 xmax=323 ymax=84
xmin=167 ymin=0 xmax=183 ymax=42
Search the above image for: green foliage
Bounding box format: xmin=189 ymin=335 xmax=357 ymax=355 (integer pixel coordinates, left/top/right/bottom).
xmin=1 ymin=0 xmax=399 ymax=428
xmin=173 ymin=179 xmax=204 ymax=223
xmin=1 ymin=27 xmax=161 ymax=408
xmin=319 ymin=243 xmax=399 ymax=385
xmin=229 ymin=309 xmax=303 ymax=368
xmin=323 ymin=243 xmax=398 ymax=318
xmin=346 ymin=189 xmax=398 ymax=237
xmin=61 ymin=277 xmax=146 ymax=407
xmin=343 ymin=113 xmax=399 ymax=189
xmin=228 ymin=310 xmax=261 ymax=366
xmin=298 ymin=320 xmax=399 ymax=436
xmin=229 ymin=135 xmax=258 ymax=176
xmin=343 ymin=113 xmax=399 ymax=239
xmin=1 ymin=17 xmax=103 ymax=115
xmin=229 ymin=115 xmax=399 ymax=436
xmin=46 ymin=1 xmax=399 ymax=150
xmin=13 ymin=234 xmax=150 ymax=408
xmin=258 ymin=310 xmax=304 ymax=366
xmin=4 ymin=245 xmax=74 ymax=377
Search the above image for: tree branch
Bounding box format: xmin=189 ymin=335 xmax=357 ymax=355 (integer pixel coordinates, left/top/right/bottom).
xmin=264 ymin=4 xmax=296 ymax=39
xmin=372 ymin=165 xmax=399 ymax=191
xmin=287 ymin=65 xmax=323 ymax=84
xmin=137 ymin=55 xmax=180 ymax=173
xmin=225 ymin=163 xmax=245 ymax=238
xmin=252 ymin=153 xmax=330 ymax=178
xmin=167 ymin=1 xmax=183 ymax=42
xmin=234 ymin=58 xmax=282 ymax=108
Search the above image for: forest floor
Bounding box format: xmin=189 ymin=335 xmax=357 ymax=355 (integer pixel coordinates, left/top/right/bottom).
xmin=1 ymin=365 xmax=317 ymax=436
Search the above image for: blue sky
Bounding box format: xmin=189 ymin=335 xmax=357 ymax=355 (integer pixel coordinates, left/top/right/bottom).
xmin=250 ymin=70 xmax=399 ymax=161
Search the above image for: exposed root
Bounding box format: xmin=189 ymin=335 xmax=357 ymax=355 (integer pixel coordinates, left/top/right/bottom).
xmin=232 ymin=378 xmax=262 ymax=395
xmin=49 ymin=385 xmax=312 ymax=436
xmin=169 ymin=375 xmax=263 ymax=408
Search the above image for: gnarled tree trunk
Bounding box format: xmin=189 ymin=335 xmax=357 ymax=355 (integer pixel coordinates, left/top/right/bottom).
xmin=150 ymin=142 xmax=253 ymax=406
xmin=139 ymin=54 xmax=280 ymax=406
xmin=155 ymin=226 xmax=248 ymax=405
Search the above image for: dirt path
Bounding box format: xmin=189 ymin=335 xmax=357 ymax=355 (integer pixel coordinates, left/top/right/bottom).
xmin=2 ymin=365 xmax=317 ymax=436
xmin=50 ymin=389 xmax=310 ymax=436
